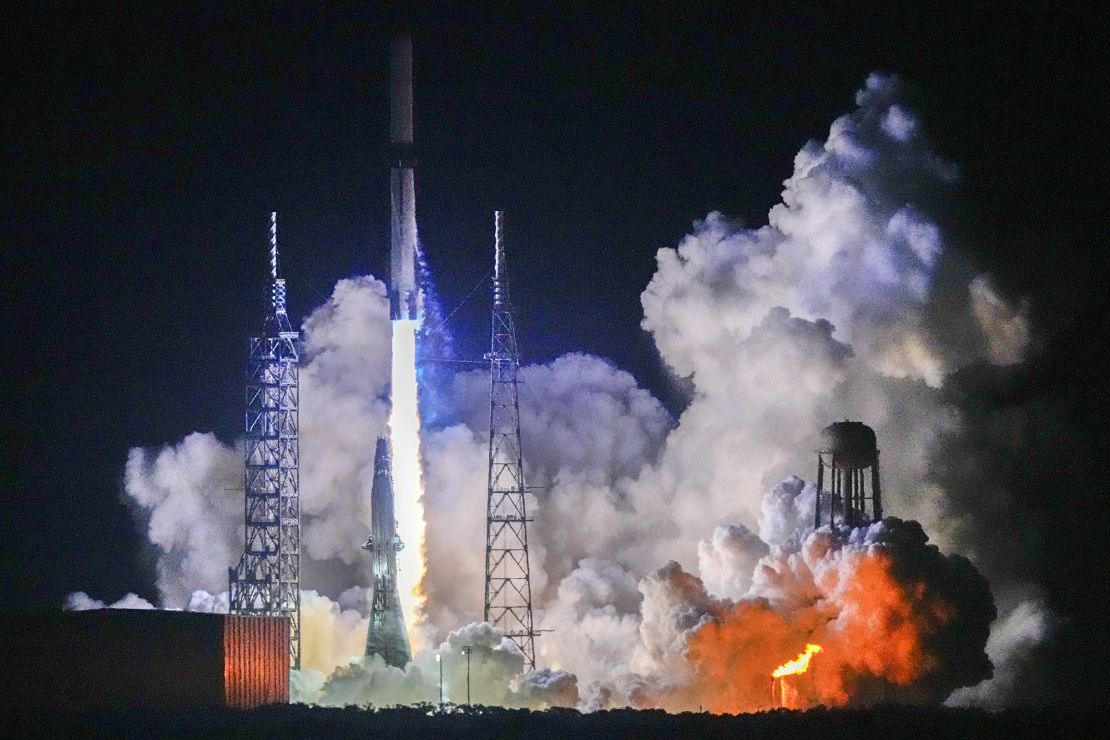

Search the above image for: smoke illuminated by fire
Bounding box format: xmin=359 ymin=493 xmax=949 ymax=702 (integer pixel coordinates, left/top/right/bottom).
xmin=670 ymin=517 xmax=994 ymax=714
xmin=389 ymin=319 xmax=427 ymax=649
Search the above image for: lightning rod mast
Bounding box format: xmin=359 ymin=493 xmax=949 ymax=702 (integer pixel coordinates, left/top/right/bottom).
xmin=229 ymin=211 xmax=302 ymax=668
xmin=483 ymin=211 xmax=539 ymax=670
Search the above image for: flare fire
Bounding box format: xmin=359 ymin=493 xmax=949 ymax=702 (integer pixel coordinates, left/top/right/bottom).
xmin=773 ymin=644 xmax=823 ymax=678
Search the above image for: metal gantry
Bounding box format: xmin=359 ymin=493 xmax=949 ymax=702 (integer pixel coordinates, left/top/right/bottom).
xmin=483 ymin=210 xmax=539 ymax=671
xmin=229 ymin=212 xmax=302 ymax=669
xmin=362 ymin=436 xmax=411 ymax=669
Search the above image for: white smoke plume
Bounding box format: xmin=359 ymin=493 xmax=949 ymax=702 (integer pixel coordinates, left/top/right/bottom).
xmin=65 ymin=591 xmax=155 ymax=611
xmin=299 ymin=588 xmax=372 ymax=677
xmin=633 ymin=503 xmax=996 ymax=712
xmin=968 ymin=275 xmax=1030 ymax=366
xmin=122 ymin=432 xmax=241 ymax=606
xmin=536 ymin=558 xmax=642 ymax=688
xmin=945 ymin=599 xmax=1056 ymax=709
xmin=74 ymin=73 xmax=1047 ymax=710
xmin=697 ymin=524 xmax=769 ymax=601
xmin=312 ymin=621 xmax=578 ymax=709
xmin=105 ymin=276 xmax=390 ymax=613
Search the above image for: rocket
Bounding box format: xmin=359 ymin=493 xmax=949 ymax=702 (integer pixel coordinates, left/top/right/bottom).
xmin=364 ymin=31 xmax=416 ymax=672
xmin=362 ymin=436 xmax=411 ymax=668
xmin=389 ymin=33 xmax=419 ymax=322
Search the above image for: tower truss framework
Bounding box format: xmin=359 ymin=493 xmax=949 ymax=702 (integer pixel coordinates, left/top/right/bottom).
xmin=483 ymin=211 xmax=539 ymax=670
xmin=362 ymin=436 xmax=411 ymax=669
xmin=230 ymin=212 xmax=301 ymax=669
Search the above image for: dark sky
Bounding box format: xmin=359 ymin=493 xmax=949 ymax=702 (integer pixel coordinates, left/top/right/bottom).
xmin=2 ymin=0 xmax=1104 ymax=637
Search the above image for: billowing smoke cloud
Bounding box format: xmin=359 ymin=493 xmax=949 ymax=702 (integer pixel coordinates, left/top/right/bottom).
xmin=76 ymin=73 xmax=1049 ymax=710
xmin=107 ymin=276 xmax=391 ymax=613
xmin=632 ymin=74 xmax=1014 ymax=563
xmin=968 ymin=276 xmax=1030 ymax=366
xmin=122 ymin=432 xmax=241 ymax=606
xmin=697 ymin=524 xmax=769 ymax=601
xmin=531 ymin=482 xmax=994 ymax=713
xmin=652 ymin=528 xmax=988 ymax=710
xmin=299 ymin=588 xmax=372 ymax=677
xmin=310 ymin=622 xmax=577 ymax=709
xmin=536 ymin=558 xmax=642 ymax=689
xmin=65 ymin=591 xmax=155 ymax=611
xmin=946 ymin=599 xmax=1055 ymax=709
xmin=422 ymin=354 xmax=674 ymax=630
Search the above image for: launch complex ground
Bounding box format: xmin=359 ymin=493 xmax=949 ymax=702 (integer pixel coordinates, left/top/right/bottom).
xmin=9 ymin=702 xmax=1096 ymax=738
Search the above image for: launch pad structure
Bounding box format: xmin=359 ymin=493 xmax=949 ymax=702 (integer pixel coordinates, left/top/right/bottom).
xmin=362 ymin=437 xmax=411 ymax=668
xmin=483 ymin=211 xmax=540 ymax=670
xmin=229 ymin=212 xmax=302 ymax=669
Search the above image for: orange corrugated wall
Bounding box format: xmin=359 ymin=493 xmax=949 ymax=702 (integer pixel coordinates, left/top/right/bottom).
xmin=223 ymin=614 xmax=289 ymax=708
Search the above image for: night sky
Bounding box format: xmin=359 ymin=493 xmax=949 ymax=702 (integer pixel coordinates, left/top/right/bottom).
xmin=3 ymin=0 xmax=1106 ymax=685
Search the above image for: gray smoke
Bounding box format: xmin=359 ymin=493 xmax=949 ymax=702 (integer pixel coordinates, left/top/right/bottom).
xmin=310 ymin=621 xmax=577 ymax=709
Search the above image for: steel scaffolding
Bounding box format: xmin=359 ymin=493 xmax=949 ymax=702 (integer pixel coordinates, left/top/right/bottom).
xmin=229 ymin=212 xmax=301 ymax=669
xmin=483 ymin=211 xmax=538 ymax=670
xmin=362 ymin=436 xmax=411 ymax=668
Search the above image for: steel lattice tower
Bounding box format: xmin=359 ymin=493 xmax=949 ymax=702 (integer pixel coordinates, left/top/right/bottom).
xmin=361 ymin=436 xmax=411 ymax=668
xmin=229 ymin=212 xmax=302 ymax=669
xmin=483 ymin=210 xmax=539 ymax=670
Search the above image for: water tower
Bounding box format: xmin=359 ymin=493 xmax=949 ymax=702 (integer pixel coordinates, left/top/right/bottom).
xmin=814 ymin=421 xmax=883 ymax=529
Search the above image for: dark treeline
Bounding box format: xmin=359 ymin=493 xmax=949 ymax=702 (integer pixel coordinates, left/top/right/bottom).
xmin=6 ymin=704 xmax=1101 ymax=739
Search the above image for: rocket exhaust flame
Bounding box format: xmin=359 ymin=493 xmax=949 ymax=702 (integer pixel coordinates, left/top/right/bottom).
xmin=389 ymin=319 xmax=427 ymax=650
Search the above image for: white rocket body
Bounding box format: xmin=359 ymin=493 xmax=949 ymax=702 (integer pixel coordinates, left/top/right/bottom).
xmin=389 ymin=34 xmax=418 ymax=322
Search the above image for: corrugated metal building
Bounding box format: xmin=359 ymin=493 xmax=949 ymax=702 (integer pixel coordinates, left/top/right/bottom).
xmin=2 ymin=609 xmax=288 ymax=711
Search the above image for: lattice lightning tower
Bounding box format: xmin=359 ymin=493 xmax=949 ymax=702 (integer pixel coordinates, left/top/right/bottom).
xmin=230 ymin=211 xmax=302 ymax=668
xmin=483 ymin=210 xmax=539 ymax=670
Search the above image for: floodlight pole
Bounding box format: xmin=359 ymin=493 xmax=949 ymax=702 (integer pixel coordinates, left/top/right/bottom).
xmin=462 ymin=645 xmax=473 ymax=705
xmin=436 ymin=653 xmax=443 ymax=707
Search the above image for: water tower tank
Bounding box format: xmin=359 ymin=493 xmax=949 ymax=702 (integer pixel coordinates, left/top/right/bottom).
xmin=819 ymin=421 xmax=878 ymax=469
xmin=815 ymin=421 xmax=883 ymax=529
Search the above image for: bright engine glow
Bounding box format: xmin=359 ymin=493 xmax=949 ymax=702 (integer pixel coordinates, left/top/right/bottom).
xmin=388 ymin=319 xmax=427 ymax=648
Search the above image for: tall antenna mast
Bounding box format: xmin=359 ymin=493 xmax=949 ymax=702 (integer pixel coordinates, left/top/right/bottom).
xmin=230 ymin=211 xmax=302 ymax=669
xmin=483 ymin=211 xmax=539 ymax=670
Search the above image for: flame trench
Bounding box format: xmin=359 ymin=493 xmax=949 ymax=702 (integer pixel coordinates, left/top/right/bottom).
xmin=388 ymin=319 xmax=426 ymax=648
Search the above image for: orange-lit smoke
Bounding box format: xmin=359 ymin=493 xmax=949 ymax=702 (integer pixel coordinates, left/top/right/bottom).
xmin=651 ymin=520 xmax=994 ymax=714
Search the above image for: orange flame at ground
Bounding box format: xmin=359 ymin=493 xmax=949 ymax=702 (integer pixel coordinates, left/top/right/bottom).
xmin=680 ymin=532 xmax=977 ymax=714
xmin=772 ymin=643 xmax=823 ymax=678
